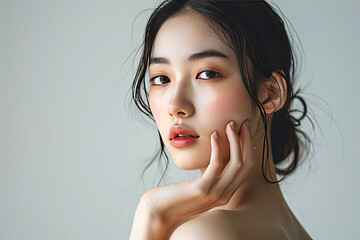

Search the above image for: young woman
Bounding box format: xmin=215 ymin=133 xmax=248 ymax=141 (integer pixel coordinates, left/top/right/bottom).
xmin=130 ymin=0 xmax=312 ymax=239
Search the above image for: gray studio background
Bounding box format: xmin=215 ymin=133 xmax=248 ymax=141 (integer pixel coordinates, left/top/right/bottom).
xmin=1 ymin=0 xmax=359 ymax=239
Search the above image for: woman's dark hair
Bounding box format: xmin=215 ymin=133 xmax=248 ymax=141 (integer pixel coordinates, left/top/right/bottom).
xmin=131 ymin=0 xmax=311 ymax=184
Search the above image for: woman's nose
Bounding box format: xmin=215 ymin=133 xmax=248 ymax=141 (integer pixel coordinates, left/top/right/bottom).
xmin=168 ymin=83 xmax=195 ymax=118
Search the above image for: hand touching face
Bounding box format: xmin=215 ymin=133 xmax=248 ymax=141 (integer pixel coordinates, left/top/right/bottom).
xmin=148 ymin=13 xmax=257 ymax=171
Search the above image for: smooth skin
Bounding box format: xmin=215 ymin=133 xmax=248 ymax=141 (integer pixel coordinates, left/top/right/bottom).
xmin=129 ymin=12 xmax=311 ymax=240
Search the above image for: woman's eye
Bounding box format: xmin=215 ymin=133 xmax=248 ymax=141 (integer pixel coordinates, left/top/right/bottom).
xmin=197 ymin=70 xmax=221 ymax=80
xmin=150 ymin=75 xmax=170 ymax=85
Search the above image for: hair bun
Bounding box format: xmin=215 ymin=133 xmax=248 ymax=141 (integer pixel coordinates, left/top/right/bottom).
xmin=271 ymin=92 xmax=310 ymax=177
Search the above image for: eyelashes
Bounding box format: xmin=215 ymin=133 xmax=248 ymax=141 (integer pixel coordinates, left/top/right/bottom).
xmin=150 ymin=75 xmax=170 ymax=86
xmin=149 ymin=70 xmax=222 ymax=86
xmin=197 ymin=70 xmax=221 ymax=80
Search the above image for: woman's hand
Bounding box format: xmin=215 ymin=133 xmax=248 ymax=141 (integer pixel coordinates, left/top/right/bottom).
xmin=129 ymin=120 xmax=255 ymax=240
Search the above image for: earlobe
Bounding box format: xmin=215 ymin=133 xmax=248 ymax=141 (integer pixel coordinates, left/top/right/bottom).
xmin=259 ymin=71 xmax=288 ymax=115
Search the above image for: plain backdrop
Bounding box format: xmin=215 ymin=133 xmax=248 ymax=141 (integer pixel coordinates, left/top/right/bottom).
xmin=1 ymin=0 xmax=359 ymax=239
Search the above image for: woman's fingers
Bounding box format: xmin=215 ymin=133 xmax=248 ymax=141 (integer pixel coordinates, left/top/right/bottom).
xmin=218 ymin=121 xmax=244 ymax=185
xmin=221 ymin=120 xmax=255 ymax=197
xmin=202 ymin=131 xmax=222 ymax=182
xmin=201 ymin=120 xmax=255 ymax=205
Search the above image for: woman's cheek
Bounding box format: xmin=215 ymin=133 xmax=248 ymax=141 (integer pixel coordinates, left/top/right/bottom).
xmin=149 ymin=102 xmax=161 ymax=122
xmin=203 ymin=91 xmax=253 ymax=148
xmin=204 ymin=93 xmax=249 ymax=124
xmin=149 ymin=99 xmax=168 ymax=137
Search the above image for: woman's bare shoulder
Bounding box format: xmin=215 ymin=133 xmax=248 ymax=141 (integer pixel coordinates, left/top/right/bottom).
xmin=170 ymin=210 xmax=240 ymax=240
xmin=170 ymin=209 xmax=292 ymax=240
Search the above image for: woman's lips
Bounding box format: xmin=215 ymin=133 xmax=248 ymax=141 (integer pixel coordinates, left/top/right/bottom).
xmin=170 ymin=136 xmax=199 ymax=148
xmin=169 ymin=124 xmax=199 ymax=148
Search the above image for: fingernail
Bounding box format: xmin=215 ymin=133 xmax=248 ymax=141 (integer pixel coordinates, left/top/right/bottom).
xmin=212 ymin=131 xmax=218 ymax=140
xmin=245 ymin=119 xmax=251 ymax=129
xmin=229 ymin=121 xmax=236 ymax=131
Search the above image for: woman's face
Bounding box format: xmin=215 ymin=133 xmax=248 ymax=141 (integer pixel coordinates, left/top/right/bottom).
xmin=148 ymin=13 xmax=257 ymax=171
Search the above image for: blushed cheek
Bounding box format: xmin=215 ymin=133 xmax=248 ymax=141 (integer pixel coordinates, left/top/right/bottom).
xmin=149 ymin=103 xmax=160 ymax=121
xmin=149 ymin=99 xmax=171 ymax=142
xmin=150 ymin=102 xmax=166 ymax=128
xmin=202 ymin=93 xmax=253 ymax=164
xmin=205 ymin=93 xmax=250 ymax=123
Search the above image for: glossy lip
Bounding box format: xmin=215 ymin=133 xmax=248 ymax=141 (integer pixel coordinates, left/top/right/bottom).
xmin=169 ymin=124 xmax=200 ymax=148
xmin=170 ymin=137 xmax=199 ymax=148
xmin=169 ymin=124 xmax=200 ymax=140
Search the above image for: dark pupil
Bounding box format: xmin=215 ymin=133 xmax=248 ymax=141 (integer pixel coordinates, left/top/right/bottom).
xmin=160 ymin=76 xmax=168 ymax=83
xmin=206 ymin=71 xmax=216 ymax=78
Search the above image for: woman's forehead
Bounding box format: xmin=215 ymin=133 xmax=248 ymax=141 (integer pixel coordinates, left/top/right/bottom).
xmin=151 ymin=13 xmax=235 ymax=61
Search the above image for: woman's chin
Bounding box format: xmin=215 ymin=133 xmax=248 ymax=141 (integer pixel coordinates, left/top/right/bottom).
xmin=173 ymin=157 xmax=210 ymax=171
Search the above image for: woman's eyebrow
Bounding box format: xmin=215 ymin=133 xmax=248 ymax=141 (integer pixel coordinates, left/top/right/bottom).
xmin=149 ymin=49 xmax=230 ymax=65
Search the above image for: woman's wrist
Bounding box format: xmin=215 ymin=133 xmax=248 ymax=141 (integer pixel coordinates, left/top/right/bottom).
xmin=130 ymin=195 xmax=176 ymax=240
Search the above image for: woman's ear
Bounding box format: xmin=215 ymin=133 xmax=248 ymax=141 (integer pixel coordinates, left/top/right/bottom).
xmin=258 ymin=71 xmax=288 ymax=115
